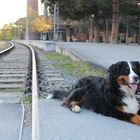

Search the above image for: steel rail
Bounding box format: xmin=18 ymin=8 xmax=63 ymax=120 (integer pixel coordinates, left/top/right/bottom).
xmin=15 ymin=42 xmax=40 ymax=140
xmin=0 ymin=42 xmax=14 ymax=54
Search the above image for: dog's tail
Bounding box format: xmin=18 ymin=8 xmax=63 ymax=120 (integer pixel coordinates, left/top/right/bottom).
xmin=47 ymin=90 xmax=69 ymax=100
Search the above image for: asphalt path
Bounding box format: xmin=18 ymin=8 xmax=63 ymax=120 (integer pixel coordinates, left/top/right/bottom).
xmin=39 ymin=99 xmax=140 ymax=140
xmin=39 ymin=42 xmax=140 ymax=140
xmin=21 ymin=40 xmax=140 ymax=139
xmin=56 ymin=42 xmax=140 ymax=70
xmin=0 ymin=103 xmax=22 ymax=140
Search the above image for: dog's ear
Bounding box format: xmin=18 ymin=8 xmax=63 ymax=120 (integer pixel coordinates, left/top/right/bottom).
xmin=108 ymin=63 xmax=119 ymax=77
xmin=133 ymin=61 xmax=140 ymax=77
xmin=108 ymin=61 xmax=125 ymax=76
xmin=108 ymin=63 xmax=120 ymax=88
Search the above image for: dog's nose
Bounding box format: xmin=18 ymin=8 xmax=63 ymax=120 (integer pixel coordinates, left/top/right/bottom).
xmin=133 ymin=76 xmax=139 ymax=82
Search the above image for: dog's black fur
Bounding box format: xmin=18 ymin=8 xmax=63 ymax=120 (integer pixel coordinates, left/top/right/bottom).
xmin=49 ymin=61 xmax=140 ymax=125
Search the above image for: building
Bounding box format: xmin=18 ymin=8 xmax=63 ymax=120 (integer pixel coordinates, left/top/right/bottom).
xmin=27 ymin=0 xmax=38 ymax=14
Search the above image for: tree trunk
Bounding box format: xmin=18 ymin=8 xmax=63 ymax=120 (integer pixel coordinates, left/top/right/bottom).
xmin=111 ymin=0 xmax=119 ymax=44
xmin=89 ymin=17 xmax=93 ymax=42
xmin=105 ymin=19 xmax=109 ymax=43
xmin=93 ymin=17 xmax=100 ymax=43
xmin=126 ymin=16 xmax=129 ymax=45
xmin=138 ymin=18 xmax=140 ymax=45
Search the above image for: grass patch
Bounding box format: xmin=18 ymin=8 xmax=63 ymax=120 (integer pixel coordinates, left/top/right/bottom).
xmin=45 ymin=52 xmax=106 ymax=77
xmin=21 ymin=95 xmax=32 ymax=104
xmin=0 ymin=42 xmax=6 ymax=51
xmin=0 ymin=87 xmax=24 ymax=93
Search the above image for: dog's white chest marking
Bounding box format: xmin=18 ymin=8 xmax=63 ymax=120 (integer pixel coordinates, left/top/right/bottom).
xmin=120 ymin=85 xmax=139 ymax=114
xmin=123 ymin=96 xmax=139 ymax=114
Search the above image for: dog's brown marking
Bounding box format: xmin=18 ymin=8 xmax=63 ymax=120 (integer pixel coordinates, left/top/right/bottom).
xmin=116 ymin=106 xmax=124 ymax=112
xmin=70 ymin=101 xmax=82 ymax=108
xmin=131 ymin=115 xmax=140 ymax=125
xmin=117 ymin=75 xmax=129 ymax=85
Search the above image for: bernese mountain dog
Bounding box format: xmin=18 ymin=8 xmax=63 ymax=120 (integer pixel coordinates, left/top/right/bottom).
xmin=48 ymin=61 xmax=140 ymax=125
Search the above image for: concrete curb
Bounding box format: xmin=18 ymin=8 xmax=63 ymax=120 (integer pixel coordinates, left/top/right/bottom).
xmin=19 ymin=101 xmax=25 ymax=140
xmin=0 ymin=42 xmax=14 ymax=54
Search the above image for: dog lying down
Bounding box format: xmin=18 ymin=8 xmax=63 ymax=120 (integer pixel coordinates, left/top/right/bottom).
xmin=47 ymin=61 xmax=140 ymax=125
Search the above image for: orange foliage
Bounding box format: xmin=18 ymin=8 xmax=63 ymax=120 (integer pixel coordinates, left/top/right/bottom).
xmin=27 ymin=6 xmax=52 ymax=33
xmin=31 ymin=16 xmax=52 ymax=33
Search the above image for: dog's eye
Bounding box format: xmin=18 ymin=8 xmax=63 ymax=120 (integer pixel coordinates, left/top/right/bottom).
xmin=126 ymin=66 xmax=129 ymax=70
xmin=124 ymin=67 xmax=129 ymax=73
xmin=132 ymin=65 xmax=135 ymax=70
xmin=126 ymin=67 xmax=129 ymax=71
xmin=125 ymin=69 xmax=129 ymax=73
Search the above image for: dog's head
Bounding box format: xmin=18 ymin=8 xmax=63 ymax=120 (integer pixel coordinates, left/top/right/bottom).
xmin=108 ymin=61 xmax=140 ymax=91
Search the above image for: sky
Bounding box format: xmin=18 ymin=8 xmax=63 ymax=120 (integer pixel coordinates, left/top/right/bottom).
xmin=0 ymin=0 xmax=43 ymax=28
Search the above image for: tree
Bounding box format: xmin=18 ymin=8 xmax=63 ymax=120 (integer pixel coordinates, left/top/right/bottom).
xmin=120 ymin=0 xmax=140 ymax=44
xmin=106 ymin=0 xmax=140 ymax=44
xmin=41 ymin=0 xmax=112 ymax=42
xmin=27 ymin=5 xmax=52 ymax=33
xmin=0 ymin=23 xmax=16 ymax=40
xmin=31 ymin=16 xmax=52 ymax=33
xmin=41 ymin=0 xmax=140 ymax=43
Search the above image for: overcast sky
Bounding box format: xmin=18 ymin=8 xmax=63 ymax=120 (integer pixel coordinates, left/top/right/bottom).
xmin=0 ymin=0 xmax=43 ymax=28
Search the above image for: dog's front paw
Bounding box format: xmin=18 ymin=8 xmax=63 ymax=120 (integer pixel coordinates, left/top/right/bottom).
xmin=71 ymin=105 xmax=81 ymax=113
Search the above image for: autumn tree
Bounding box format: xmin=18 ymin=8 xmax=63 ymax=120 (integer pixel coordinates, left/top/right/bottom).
xmin=27 ymin=5 xmax=52 ymax=33
xmin=31 ymin=16 xmax=52 ymax=33
xmin=0 ymin=23 xmax=16 ymax=40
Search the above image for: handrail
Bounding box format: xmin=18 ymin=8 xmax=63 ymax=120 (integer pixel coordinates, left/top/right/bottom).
xmin=0 ymin=42 xmax=14 ymax=54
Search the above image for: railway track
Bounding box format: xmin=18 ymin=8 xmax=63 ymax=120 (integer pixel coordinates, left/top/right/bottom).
xmin=1 ymin=41 xmax=140 ymax=140
xmin=0 ymin=42 xmax=39 ymax=140
xmin=0 ymin=42 xmax=31 ymax=103
xmin=0 ymin=41 xmax=73 ymax=140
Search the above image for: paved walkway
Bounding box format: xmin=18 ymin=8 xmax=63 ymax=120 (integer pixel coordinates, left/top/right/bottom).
xmin=21 ymin=40 xmax=140 ymax=139
xmin=56 ymin=42 xmax=140 ymax=69
xmin=0 ymin=103 xmax=22 ymax=140
xmin=39 ymin=42 xmax=140 ymax=140
xmin=39 ymin=99 xmax=140 ymax=140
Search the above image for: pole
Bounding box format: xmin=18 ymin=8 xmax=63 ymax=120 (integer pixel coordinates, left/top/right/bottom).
xmin=53 ymin=3 xmax=59 ymax=41
xmin=25 ymin=14 xmax=29 ymax=40
xmin=56 ymin=3 xmax=59 ymax=39
xmin=53 ymin=4 xmax=56 ymax=40
xmin=25 ymin=0 xmax=29 ymax=40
